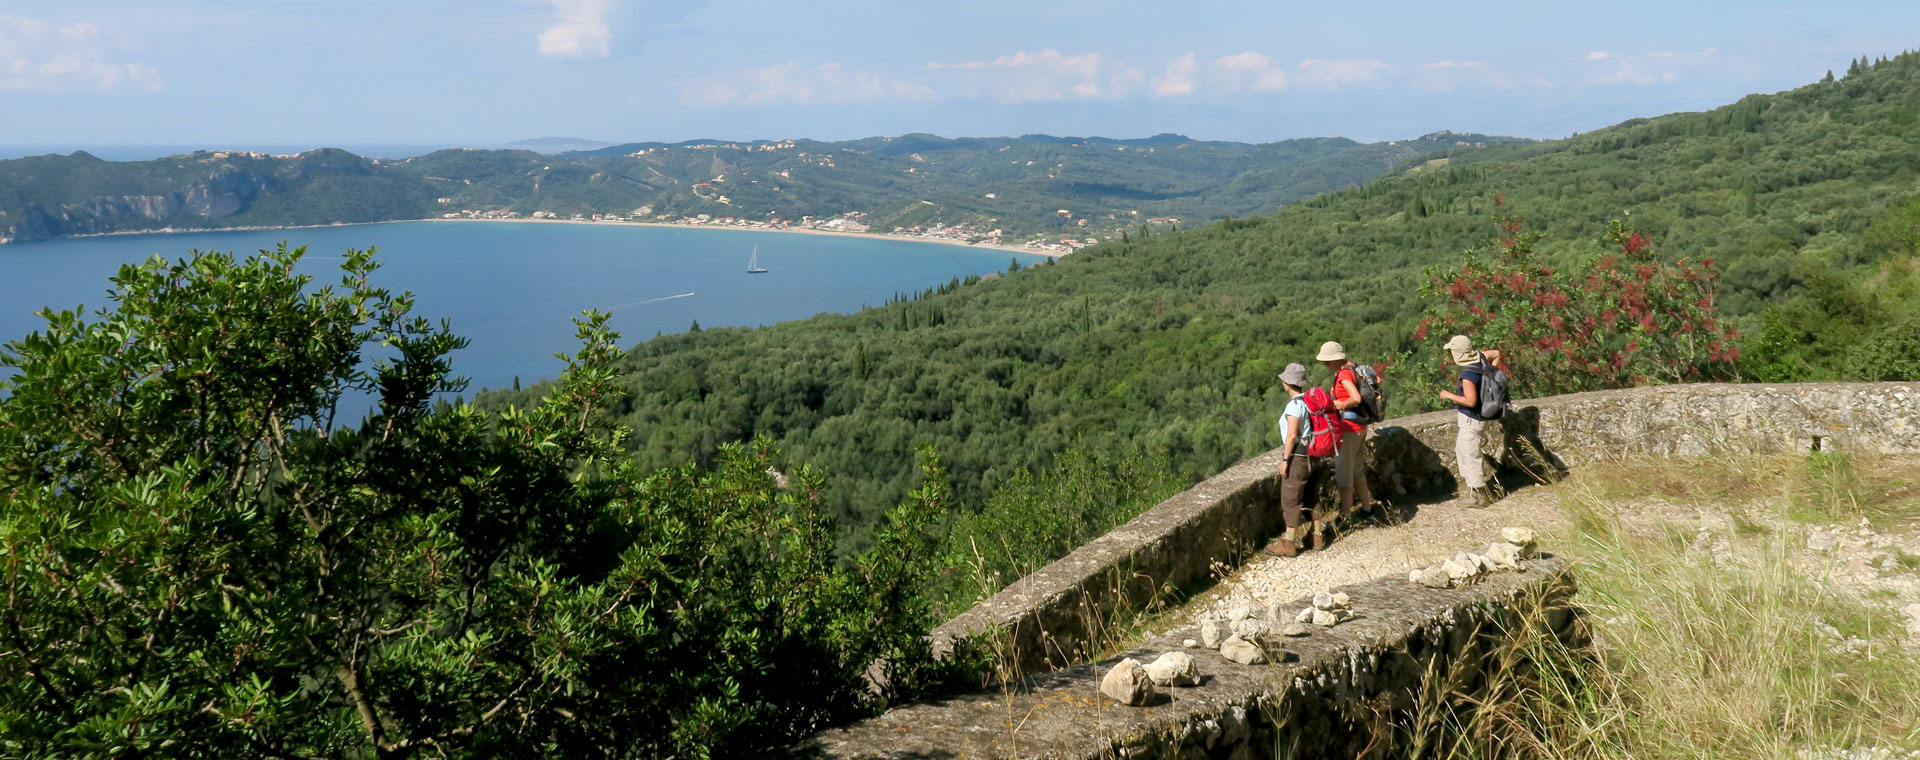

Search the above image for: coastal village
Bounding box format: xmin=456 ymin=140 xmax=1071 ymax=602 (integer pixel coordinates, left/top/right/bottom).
xmin=438 ymin=205 xmax=1138 ymax=255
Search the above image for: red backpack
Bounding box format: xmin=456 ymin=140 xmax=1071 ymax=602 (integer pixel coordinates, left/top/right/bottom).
xmin=1300 ymin=387 xmax=1341 ymax=458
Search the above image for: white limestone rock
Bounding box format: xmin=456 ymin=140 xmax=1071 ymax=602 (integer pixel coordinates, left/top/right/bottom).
xmin=1144 ymin=651 xmax=1202 ymax=687
xmin=1312 ymin=591 xmax=1337 ymax=610
xmin=1183 ymin=638 xmax=1199 ymax=649
xmin=1230 ymin=618 xmax=1268 ymax=639
xmin=1500 ymin=526 xmax=1536 ymax=544
xmin=1295 ymin=606 xmax=1314 ymax=623
xmin=1200 ymin=619 xmax=1229 ymax=649
xmin=1501 ymin=527 xmax=1539 ymax=558
xmin=1415 ymin=566 xmax=1454 ymax=589
xmin=1485 ymin=541 xmax=1522 ymax=570
xmin=1311 ymin=608 xmax=1339 ymax=627
xmin=1101 ymin=658 xmax=1155 ymax=705
xmin=1444 ymin=556 xmax=1481 ymax=581
xmin=1227 ymin=604 xmax=1257 ymax=621
xmin=1218 ymin=635 xmax=1268 ymax=665
xmin=1278 ymin=620 xmax=1310 ymax=637
xmin=1331 ymin=592 xmax=1351 ymax=608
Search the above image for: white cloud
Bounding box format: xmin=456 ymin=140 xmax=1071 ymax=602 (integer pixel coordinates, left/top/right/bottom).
xmin=1154 ymin=53 xmax=1199 ymax=97
xmin=684 ymin=61 xmax=935 ymax=106
xmin=0 ymin=16 xmax=162 ymax=93
xmin=1579 ymin=47 xmax=1718 ymax=86
xmin=1410 ymin=60 xmax=1524 ymax=92
xmin=1295 ymin=58 xmax=1390 ymax=90
xmin=924 ymin=49 xmax=1139 ymax=102
xmin=537 ymin=0 xmax=613 ymax=59
xmin=1211 ymin=52 xmax=1287 ymax=93
xmin=1585 ymin=51 xmax=1612 ymax=60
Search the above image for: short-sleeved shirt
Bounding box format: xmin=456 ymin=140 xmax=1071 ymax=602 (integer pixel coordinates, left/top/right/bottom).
xmin=1332 ymin=366 xmax=1365 ymax=434
xmin=1457 ymin=364 xmax=1486 ymax=420
xmin=1281 ymin=396 xmax=1309 ymax=455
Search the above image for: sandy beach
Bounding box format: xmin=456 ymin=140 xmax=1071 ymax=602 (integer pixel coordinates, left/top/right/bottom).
xmin=24 ymin=216 xmax=1069 ymax=258
xmin=423 ymin=216 xmax=1065 ymax=258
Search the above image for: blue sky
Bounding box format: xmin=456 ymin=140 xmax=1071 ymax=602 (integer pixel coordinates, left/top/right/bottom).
xmin=3 ymin=1 xmax=1919 ymax=152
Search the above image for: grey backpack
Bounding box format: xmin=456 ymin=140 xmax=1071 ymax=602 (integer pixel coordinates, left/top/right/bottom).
xmin=1477 ymin=361 xmax=1511 ymax=420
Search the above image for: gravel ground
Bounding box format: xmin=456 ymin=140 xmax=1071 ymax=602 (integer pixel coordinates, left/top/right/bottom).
xmin=1175 ymin=486 xmax=1571 ymax=626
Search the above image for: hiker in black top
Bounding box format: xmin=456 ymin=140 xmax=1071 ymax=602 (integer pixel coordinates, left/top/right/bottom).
xmin=1437 ymin=335 xmax=1508 ymax=507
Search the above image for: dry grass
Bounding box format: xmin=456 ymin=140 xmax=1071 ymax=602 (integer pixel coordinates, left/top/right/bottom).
xmin=1368 ymin=452 xmax=1920 ymax=759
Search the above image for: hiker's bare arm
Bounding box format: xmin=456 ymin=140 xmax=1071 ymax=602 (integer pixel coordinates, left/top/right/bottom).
xmin=1281 ymin=414 xmax=1301 ymax=456
xmin=1441 ymin=377 xmax=1478 ymax=407
xmin=1484 ymin=348 xmax=1509 ymax=374
xmin=1336 ymin=377 xmax=1362 ymax=410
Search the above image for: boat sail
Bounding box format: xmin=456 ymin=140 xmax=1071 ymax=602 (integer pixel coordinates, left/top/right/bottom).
xmin=747 ymin=244 xmax=768 ymax=274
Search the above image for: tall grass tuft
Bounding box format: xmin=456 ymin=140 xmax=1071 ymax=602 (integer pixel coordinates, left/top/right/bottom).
xmin=1370 ymin=454 xmax=1920 ymax=759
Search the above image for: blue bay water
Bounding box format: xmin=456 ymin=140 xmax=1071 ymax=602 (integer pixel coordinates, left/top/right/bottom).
xmin=1 ymin=221 xmax=1044 ymax=415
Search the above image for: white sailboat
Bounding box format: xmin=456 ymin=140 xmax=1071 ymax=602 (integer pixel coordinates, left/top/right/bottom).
xmin=747 ymin=244 xmax=768 ymax=274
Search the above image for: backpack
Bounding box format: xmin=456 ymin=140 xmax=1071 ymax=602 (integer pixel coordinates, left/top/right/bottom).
xmin=1476 ymin=361 xmax=1512 ymax=420
xmin=1349 ymin=364 xmax=1387 ymax=424
xmin=1299 ymin=387 xmax=1341 ymax=458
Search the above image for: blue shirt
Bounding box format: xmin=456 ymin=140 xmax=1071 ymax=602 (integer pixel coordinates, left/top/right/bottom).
xmin=1281 ymin=396 xmax=1309 ymax=454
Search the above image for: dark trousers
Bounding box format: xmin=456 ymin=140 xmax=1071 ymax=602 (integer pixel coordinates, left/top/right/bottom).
xmin=1281 ymin=454 xmax=1315 ymax=531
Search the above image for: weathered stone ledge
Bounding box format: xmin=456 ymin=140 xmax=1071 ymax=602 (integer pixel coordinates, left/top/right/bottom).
xmin=931 ymin=382 xmax=1920 ymax=676
xmin=811 ymin=556 xmax=1576 ymax=759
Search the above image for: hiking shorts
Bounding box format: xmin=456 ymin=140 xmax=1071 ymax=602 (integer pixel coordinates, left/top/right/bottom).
xmin=1335 ymin=430 xmax=1369 ymax=489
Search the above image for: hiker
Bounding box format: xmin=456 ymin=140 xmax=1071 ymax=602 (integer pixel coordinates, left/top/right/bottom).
xmin=1316 ymin=341 xmax=1376 ymax=529
xmin=1265 ymin=363 xmax=1326 ymax=557
xmin=1436 ymin=335 xmax=1511 ymax=507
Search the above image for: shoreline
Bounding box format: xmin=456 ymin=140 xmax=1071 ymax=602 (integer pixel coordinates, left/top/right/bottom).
xmin=424 ymin=217 xmax=1060 ymax=257
xmin=14 ymin=216 xmax=1067 ymax=258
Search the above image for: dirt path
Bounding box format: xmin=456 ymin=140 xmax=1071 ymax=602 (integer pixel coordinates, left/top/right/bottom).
xmin=1176 ymin=487 xmax=1570 ymax=626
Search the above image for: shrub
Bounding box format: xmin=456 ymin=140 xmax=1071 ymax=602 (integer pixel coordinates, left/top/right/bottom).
xmin=0 ymin=245 xmax=949 ymax=758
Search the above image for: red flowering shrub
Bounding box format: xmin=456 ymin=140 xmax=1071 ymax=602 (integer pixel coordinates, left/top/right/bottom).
xmin=1410 ymin=212 xmax=1741 ymax=402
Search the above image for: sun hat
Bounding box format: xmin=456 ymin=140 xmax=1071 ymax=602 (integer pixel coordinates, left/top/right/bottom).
xmin=1278 ymin=362 xmax=1309 ymax=387
xmin=1446 ymin=334 xmax=1483 ymax=367
xmin=1315 ymin=341 xmax=1347 ymax=362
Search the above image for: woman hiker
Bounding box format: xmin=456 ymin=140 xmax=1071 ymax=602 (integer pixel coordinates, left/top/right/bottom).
xmin=1317 ymin=341 xmax=1376 ymax=533
xmin=1436 ymin=334 xmax=1510 ymax=507
xmin=1265 ymin=363 xmax=1320 ymax=557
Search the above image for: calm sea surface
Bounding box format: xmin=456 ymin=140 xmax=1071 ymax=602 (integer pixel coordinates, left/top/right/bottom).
xmin=1 ymin=221 xmax=1044 ymax=414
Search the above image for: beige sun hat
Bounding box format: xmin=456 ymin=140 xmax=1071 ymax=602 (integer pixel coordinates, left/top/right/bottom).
xmin=1315 ymin=341 xmax=1347 ymax=362
xmin=1446 ymin=334 xmax=1483 ymax=366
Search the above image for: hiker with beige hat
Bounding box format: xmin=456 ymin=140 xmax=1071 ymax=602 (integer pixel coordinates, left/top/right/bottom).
xmin=1437 ymin=334 xmax=1512 ymax=507
xmin=1316 ymin=341 xmax=1377 ymax=529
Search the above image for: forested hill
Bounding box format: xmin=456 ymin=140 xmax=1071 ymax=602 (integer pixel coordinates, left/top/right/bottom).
xmin=0 ymin=131 xmax=1519 ymax=245
xmin=478 ymin=53 xmax=1920 ymax=546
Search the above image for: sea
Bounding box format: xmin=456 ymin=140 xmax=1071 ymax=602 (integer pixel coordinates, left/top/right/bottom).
xmin=0 ymin=221 xmax=1045 ymax=417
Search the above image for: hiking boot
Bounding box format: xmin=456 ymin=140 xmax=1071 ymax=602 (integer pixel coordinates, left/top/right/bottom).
xmin=1264 ymin=529 xmax=1301 ymax=558
xmin=1311 ymin=520 xmax=1333 ymax=550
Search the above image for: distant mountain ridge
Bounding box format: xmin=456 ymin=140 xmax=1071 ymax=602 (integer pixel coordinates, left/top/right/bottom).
xmin=0 ymin=131 xmax=1527 ymax=245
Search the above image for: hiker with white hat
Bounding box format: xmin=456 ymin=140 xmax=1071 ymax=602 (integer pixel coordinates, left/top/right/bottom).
xmin=1316 ymin=341 xmax=1376 ymax=532
xmin=1437 ymin=335 xmax=1511 ymax=507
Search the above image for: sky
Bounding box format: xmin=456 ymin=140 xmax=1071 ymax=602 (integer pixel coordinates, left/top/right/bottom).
xmin=3 ymin=1 xmax=1920 ymax=154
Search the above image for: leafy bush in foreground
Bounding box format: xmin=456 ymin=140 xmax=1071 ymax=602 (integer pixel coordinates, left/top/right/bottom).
xmin=0 ymin=246 xmax=949 ymax=758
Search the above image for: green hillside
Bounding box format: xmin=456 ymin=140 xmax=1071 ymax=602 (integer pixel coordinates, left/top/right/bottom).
xmin=479 ymin=53 xmax=1920 ymax=552
xmin=0 ymin=131 xmax=1520 ymax=245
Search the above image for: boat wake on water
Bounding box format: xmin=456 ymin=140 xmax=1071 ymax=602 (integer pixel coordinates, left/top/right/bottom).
xmin=605 ymin=292 xmax=697 ymax=311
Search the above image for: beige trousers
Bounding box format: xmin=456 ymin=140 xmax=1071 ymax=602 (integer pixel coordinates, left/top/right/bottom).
xmin=1456 ymin=414 xmax=1488 ymax=489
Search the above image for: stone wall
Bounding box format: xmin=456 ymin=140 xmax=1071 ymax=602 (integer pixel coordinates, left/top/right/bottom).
xmin=811 ymin=557 xmax=1580 ymax=759
xmin=931 ymin=382 xmax=1920 ymax=676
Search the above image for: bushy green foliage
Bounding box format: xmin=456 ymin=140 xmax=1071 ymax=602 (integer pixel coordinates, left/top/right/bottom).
xmin=933 ymin=444 xmax=1183 ymax=615
xmin=0 ymin=246 xmax=950 ymax=758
